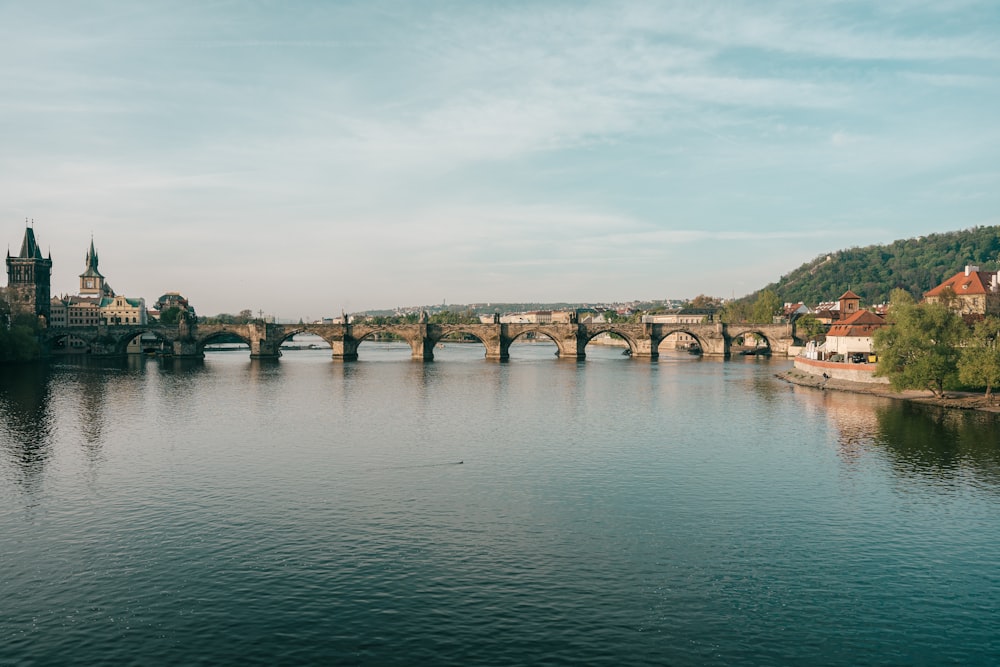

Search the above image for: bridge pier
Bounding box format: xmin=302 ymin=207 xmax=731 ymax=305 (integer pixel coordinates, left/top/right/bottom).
xmin=250 ymin=339 xmax=282 ymax=359
xmin=172 ymin=339 xmax=203 ymax=359
xmin=329 ymin=338 xmax=359 ymax=362
xmin=410 ymin=329 xmax=436 ymax=362
xmin=89 ymin=327 xmax=125 ymax=357
xmin=488 ymin=337 xmax=510 ymax=362
xmin=554 ymin=331 xmax=587 ymax=361
xmin=630 ymin=337 xmax=658 ymax=360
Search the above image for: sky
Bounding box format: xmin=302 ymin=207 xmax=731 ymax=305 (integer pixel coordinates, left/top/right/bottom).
xmin=2 ymin=1 xmax=999 ymax=318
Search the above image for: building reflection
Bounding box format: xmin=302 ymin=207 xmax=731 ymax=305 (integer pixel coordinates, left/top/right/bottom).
xmin=794 ymin=385 xmax=1000 ymax=490
xmin=75 ymin=364 xmax=111 ymax=450
xmin=0 ymin=363 xmax=54 ymax=495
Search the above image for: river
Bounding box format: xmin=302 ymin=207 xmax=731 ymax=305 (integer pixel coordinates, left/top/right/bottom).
xmin=1 ymin=341 xmax=999 ymax=666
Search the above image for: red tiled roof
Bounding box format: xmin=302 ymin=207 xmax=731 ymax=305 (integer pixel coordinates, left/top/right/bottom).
xmin=925 ymin=270 xmax=997 ymax=298
xmin=827 ymin=309 xmax=887 ymax=337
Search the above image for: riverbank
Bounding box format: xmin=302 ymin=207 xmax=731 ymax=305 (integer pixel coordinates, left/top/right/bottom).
xmin=776 ymin=369 xmax=1000 ymax=413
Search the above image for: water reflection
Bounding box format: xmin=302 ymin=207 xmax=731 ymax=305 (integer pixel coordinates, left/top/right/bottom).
xmin=796 ymin=385 xmax=1000 ymax=490
xmin=0 ymin=363 xmax=54 ymax=494
xmin=76 ymin=365 xmax=109 ymax=448
xmin=873 ymin=403 xmax=1000 ymax=489
xmin=245 ymin=356 xmax=283 ymax=385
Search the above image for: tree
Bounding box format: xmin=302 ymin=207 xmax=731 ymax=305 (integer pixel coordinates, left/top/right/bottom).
xmin=0 ymin=294 xmax=10 ymax=329
xmin=718 ymin=300 xmax=752 ymax=324
xmin=874 ymin=302 xmax=967 ymax=397
xmin=429 ymin=309 xmax=479 ymax=325
xmin=750 ymin=289 xmax=781 ymax=323
xmin=159 ymin=306 xmax=182 ymax=325
xmin=794 ymin=314 xmax=826 ymax=341
xmin=0 ymin=297 xmax=41 ymax=363
xmin=958 ymin=316 xmax=1000 ymax=403
xmin=688 ymin=294 xmax=722 ymax=309
xmin=888 ymin=288 xmax=915 ymax=307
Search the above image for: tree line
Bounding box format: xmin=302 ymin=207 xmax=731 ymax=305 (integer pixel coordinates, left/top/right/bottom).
xmin=874 ymin=289 xmax=1000 ymax=401
xmin=762 ymin=225 xmax=1000 ymax=307
xmin=0 ymin=297 xmax=41 ymax=363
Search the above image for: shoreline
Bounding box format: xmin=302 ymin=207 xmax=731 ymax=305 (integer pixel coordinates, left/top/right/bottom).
xmin=775 ymin=369 xmax=1000 ymax=414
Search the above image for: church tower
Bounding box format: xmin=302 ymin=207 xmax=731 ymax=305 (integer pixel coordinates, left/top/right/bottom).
xmin=5 ymin=224 xmax=53 ymax=322
xmin=79 ymin=237 xmax=106 ymax=296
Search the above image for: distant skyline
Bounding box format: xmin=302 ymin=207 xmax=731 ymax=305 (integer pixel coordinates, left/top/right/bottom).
xmin=3 ymin=1 xmax=999 ymax=318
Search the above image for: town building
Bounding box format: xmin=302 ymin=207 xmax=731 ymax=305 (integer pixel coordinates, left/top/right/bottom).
xmin=154 ymin=292 xmax=194 ymax=316
xmin=782 ymin=302 xmax=810 ymax=321
xmin=796 ymin=291 xmax=888 ymax=383
xmin=49 ymin=297 xmax=102 ymax=327
xmin=48 ymin=239 xmax=148 ymax=348
xmin=812 ymin=290 xmax=862 ymax=325
xmin=923 ymin=265 xmax=1000 ymax=318
xmin=823 ymin=309 xmax=888 ymax=362
xmin=101 ymin=294 xmax=147 ymax=325
xmin=5 ymin=225 xmax=52 ymax=323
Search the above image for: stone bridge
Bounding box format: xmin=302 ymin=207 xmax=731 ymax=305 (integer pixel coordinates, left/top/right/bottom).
xmin=42 ymin=320 xmax=797 ymax=361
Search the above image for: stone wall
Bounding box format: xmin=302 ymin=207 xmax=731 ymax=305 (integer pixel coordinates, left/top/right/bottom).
xmin=793 ymin=357 xmax=889 ymax=384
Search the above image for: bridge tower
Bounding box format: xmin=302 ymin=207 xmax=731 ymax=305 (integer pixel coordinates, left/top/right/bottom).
xmin=5 ymin=224 xmax=52 ymax=323
xmin=79 ymin=236 xmax=107 ymax=296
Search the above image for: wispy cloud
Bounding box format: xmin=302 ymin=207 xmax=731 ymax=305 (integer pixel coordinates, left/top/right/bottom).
xmin=1 ymin=1 xmax=998 ymax=314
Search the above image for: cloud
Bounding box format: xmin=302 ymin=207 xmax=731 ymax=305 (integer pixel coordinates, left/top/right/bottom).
xmin=2 ymin=1 xmax=999 ymax=315
xmin=830 ymin=131 xmax=865 ymax=147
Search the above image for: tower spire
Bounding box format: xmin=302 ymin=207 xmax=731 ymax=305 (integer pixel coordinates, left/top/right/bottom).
xmin=79 ymin=235 xmax=105 ymax=296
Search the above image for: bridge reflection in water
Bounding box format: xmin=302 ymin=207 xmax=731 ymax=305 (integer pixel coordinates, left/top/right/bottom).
xmin=42 ymin=320 xmax=797 ymax=361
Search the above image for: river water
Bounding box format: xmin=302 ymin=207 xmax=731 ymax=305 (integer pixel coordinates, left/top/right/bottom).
xmin=1 ymin=342 xmax=999 ymax=666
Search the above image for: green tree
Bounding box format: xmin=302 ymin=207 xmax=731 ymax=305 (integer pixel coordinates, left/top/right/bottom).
xmin=874 ymin=302 xmax=967 ymax=397
xmin=958 ymin=316 xmax=1000 ymax=403
xmin=0 ymin=297 xmax=41 ymax=363
xmin=718 ymin=300 xmax=752 ymax=324
xmin=750 ymin=289 xmax=781 ymax=323
xmin=0 ymin=295 xmax=10 ymax=328
xmin=758 ymin=225 xmax=1000 ymax=306
xmin=429 ymin=309 xmax=479 ymax=325
xmin=794 ymin=314 xmax=826 ymax=341
xmin=888 ymin=288 xmax=915 ymax=307
xmin=159 ymin=306 xmax=182 ymax=325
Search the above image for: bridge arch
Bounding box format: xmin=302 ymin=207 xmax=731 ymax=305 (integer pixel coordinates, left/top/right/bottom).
xmin=272 ymin=327 xmax=332 ymax=350
xmin=349 ymin=325 xmax=426 ymax=360
xmin=425 ymin=326 xmax=494 ymax=359
xmin=729 ymin=329 xmax=773 ymax=356
xmin=47 ymin=330 xmax=98 ymax=354
xmin=579 ymin=326 xmax=640 ymax=356
xmin=504 ymin=324 xmax=582 ymax=360
xmin=723 ymin=324 xmax=791 ymax=357
xmin=197 ymin=330 xmax=253 ymax=354
xmin=112 ymin=327 xmax=175 ymax=356
xmin=275 ymin=327 xmax=309 ymax=346
xmin=503 ymin=328 xmax=562 ymax=360
xmin=653 ymin=327 xmax=710 ymax=355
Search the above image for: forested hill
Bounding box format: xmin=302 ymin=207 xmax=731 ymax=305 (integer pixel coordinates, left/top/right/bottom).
xmin=763 ymin=226 xmax=1000 ymax=307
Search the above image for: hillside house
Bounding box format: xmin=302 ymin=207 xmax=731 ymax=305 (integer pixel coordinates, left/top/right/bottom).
xmin=924 ymin=265 xmax=1000 ymax=318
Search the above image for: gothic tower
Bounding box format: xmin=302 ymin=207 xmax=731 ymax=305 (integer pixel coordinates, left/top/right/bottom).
xmin=5 ymin=225 xmax=53 ymax=322
xmin=79 ymin=236 xmax=106 ymax=296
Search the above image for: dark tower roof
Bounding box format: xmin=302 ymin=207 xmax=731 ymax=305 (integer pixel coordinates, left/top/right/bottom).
xmin=81 ymin=236 xmax=104 ymax=279
xmin=18 ymin=226 xmax=44 ymax=259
